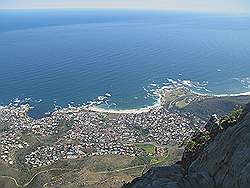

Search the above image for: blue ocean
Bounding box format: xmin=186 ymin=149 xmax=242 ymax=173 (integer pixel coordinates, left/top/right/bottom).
xmin=0 ymin=9 xmax=250 ymax=118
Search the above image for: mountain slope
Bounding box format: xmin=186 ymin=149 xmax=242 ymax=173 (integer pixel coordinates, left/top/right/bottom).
xmin=124 ymin=103 xmax=250 ymax=188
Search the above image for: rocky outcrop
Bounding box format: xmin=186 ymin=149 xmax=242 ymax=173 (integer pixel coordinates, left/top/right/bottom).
xmin=124 ymin=103 xmax=250 ymax=188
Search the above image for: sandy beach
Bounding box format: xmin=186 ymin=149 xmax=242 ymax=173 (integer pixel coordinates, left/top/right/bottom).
xmin=87 ymin=95 xmax=163 ymax=114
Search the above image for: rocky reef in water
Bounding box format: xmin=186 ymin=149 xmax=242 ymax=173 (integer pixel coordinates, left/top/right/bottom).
xmin=124 ymin=103 xmax=250 ymax=188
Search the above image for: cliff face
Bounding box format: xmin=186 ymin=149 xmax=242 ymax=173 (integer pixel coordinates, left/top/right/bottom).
xmin=124 ymin=104 xmax=250 ymax=188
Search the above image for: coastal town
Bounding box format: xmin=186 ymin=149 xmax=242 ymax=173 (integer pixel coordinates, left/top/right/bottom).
xmin=0 ymin=87 xmax=209 ymax=168
xmin=0 ymin=88 xmax=207 ymax=169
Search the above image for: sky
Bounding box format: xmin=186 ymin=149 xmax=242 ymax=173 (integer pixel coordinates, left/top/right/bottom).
xmin=0 ymin=0 xmax=250 ymax=13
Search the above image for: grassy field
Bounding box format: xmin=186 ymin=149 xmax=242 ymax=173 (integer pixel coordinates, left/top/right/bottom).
xmin=0 ymin=141 xmax=183 ymax=188
xmin=29 ymin=155 xmax=144 ymax=188
xmin=176 ymin=99 xmax=190 ymax=109
xmin=135 ymin=143 xmax=156 ymax=155
xmin=0 ymin=177 xmax=18 ymax=188
xmin=0 ymin=154 xmax=146 ymax=188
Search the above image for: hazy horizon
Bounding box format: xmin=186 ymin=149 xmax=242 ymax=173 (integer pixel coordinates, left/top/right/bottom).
xmin=1 ymin=0 xmax=250 ymax=14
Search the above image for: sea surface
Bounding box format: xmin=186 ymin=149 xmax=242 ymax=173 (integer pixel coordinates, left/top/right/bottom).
xmin=0 ymin=9 xmax=250 ymax=118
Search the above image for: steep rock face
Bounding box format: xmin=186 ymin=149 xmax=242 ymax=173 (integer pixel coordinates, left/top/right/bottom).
xmin=125 ymin=104 xmax=250 ymax=188
xmin=188 ymin=111 xmax=250 ymax=188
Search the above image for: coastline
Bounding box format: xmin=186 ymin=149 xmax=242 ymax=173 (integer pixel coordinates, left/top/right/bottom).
xmin=214 ymin=91 xmax=250 ymax=97
xmin=87 ymin=102 xmax=161 ymax=114
xmin=1 ymin=85 xmax=250 ymax=117
xmin=87 ymin=87 xmax=250 ymax=114
xmin=87 ymin=90 xmax=163 ymax=114
xmin=191 ymin=90 xmax=250 ymax=97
